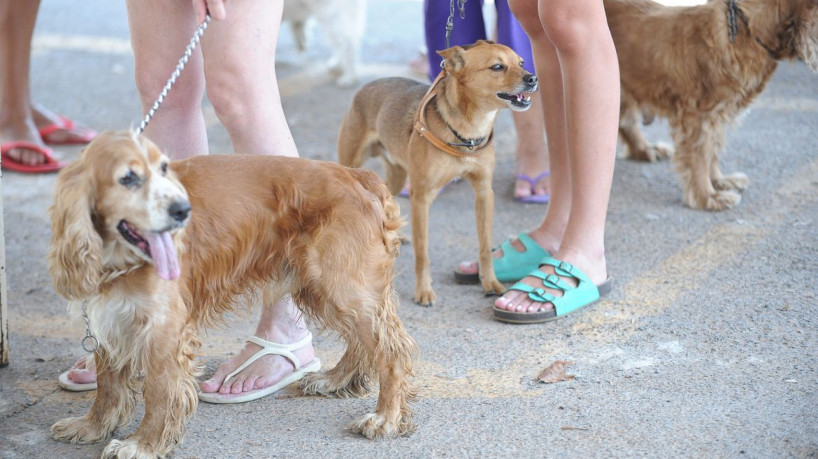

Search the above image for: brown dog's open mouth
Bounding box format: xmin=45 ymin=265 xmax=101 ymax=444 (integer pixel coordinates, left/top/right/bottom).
xmin=117 ymin=220 xmax=181 ymax=280
xmin=118 ymin=220 xmax=150 ymax=256
xmin=497 ymin=92 xmax=532 ymax=109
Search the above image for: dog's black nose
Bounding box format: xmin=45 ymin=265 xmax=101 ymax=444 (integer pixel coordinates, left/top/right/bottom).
xmin=169 ymin=200 xmax=191 ymax=223
xmin=525 ymin=73 xmax=538 ymax=87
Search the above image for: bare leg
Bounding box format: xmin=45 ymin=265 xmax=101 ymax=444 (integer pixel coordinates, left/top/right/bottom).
xmin=496 ymin=0 xmax=618 ymax=313
xmin=0 ymin=0 xmax=51 ymax=166
xmin=512 ymin=99 xmax=550 ymax=200
xmin=126 ymin=0 xmax=313 ymax=395
xmin=126 ymin=0 xmax=208 ymax=159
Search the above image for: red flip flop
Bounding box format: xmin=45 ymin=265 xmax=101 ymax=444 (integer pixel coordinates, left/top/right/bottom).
xmin=1 ymin=141 xmax=67 ymax=173
xmin=38 ymin=115 xmax=97 ymax=145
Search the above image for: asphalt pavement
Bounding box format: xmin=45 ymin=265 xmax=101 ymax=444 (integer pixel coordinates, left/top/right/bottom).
xmin=1 ymin=1 xmax=816 ymax=458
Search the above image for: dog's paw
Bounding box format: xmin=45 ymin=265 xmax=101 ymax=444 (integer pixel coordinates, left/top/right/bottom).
xmin=713 ymin=172 xmax=749 ymax=192
xmin=481 ymin=279 xmax=505 ymax=297
xmin=102 ymin=438 xmax=156 ymax=459
xmin=51 ymin=416 xmax=112 ymax=444
xmin=652 ymin=142 xmax=674 ymax=161
xmin=627 ymin=142 xmax=673 ymax=162
xmin=414 ymin=289 xmax=436 ymax=307
xmin=687 ymin=190 xmax=742 ymax=211
xmin=349 ymin=412 xmax=413 ymax=439
xmin=300 ymin=371 xmax=373 ymax=398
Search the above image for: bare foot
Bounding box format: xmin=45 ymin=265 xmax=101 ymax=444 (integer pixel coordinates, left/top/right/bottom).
xmin=494 ymin=250 xmax=607 ymax=313
xmin=32 ymin=103 xmax=96 ymax=144
xmin=457 ymin=231 xmax=557 ymax=276
xmin=199 ymin=332 xmax=316 ymax=395
xmin=0 ymin=116 xmax=52 ymax=166
xmin=514 ymin=171 xmax=550 ymax=201
xmin=65 ymin=355 xmax=97 ymax=384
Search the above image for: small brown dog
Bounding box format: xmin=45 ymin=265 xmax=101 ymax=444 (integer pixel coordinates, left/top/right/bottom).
xmin=606 ymin=0 xmax=818 ymax=210
xmin=48 ymin=131 xmax=417 ymax=458
xmin=337 ymin=40 xmax=538 ymax=306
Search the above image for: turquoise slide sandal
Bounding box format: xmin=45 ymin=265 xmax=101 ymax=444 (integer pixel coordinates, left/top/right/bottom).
xmin=453 ymin=232 xmax=549 ymax=284
xmin=492 ymin=257 xmax=613 ymax=324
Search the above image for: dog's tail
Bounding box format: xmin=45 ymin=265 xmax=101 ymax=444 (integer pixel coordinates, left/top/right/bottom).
xmin=352 ymin=168 xmax=404 ymax=257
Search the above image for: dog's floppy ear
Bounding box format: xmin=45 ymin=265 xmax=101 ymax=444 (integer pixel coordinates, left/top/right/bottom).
xmin=437 ymin=45 xmax=467 ymax=73
xmin=796 ymin=1 xmax=818 ymax=71
xmin=47 ymin=155 xmax=103 ymax=300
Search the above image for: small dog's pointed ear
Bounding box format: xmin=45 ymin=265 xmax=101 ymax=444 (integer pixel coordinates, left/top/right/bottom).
xmin=47 ymin=153 xmax=103 ymax=300
xmin=437 ymin=46 xmax=466 ymax=73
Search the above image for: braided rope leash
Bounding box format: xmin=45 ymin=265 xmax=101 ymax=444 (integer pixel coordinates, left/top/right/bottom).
xmin=135 ymin=14 xmax=211 ymax=135
xmin=79 ymin=15 xmax=212 ymax=355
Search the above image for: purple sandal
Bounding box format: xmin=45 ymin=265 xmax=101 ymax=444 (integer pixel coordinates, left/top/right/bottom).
xmin=514 ymin=172 xmax=550 ymax=204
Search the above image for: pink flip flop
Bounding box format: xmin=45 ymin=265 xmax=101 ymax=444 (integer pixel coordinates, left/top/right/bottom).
xmin=1 ymin=141 xmax=67 ymax=173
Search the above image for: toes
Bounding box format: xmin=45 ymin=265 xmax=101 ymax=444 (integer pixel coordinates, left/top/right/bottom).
xmin=218 ymin=378 xmax=236 ymax=394
xmin=458 ymin=261 xmax=478 ymax=275
xmin=199 ymin=379 xmax=220 ymax=393
xmin=494 ymin=295 xmax=511 ymax=310
xmin=244 ymin=376 xmax=260 ymax=392
xmin=230 ymin=377 xmax=248 ymax=394
xmin=68 ymin=368 xmax=96 ymax=384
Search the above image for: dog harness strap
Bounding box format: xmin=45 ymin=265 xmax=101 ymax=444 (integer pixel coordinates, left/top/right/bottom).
xmin=413 ymin=71 xmax=491 ymax=158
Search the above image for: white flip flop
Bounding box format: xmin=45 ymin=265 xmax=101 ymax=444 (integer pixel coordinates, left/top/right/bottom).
xmin=198 ymin=333 xmax=321 ymax=404
xmin=57 ymin=355 xmax=98 ymax=392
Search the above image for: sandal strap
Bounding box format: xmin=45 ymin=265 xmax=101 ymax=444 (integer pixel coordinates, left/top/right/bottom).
xmin=538 ymin=258 xmax=593 ymax=284
xmin=503 ymin=257 xmax=600 ymax=316
xmin=491 ymin=232 xmax=550 ymax=282
xmin=506 ymin=281 xmax=558 ymax=304
xmin=223 ymin=332 xmax=313 ymax=383
xmin=537 ymin=258 xmax=599 ymax=316
xmin=515 ymin=171 xmax=550 ymax=187
xmin=526 ymin=268 xmax=576 ymax=292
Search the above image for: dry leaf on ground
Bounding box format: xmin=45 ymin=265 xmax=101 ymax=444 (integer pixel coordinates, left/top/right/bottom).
xmin=536 ymin=360 xmax=575 ymax=384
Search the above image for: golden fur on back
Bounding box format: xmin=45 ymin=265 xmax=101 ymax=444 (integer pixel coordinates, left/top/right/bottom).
xmin=606 ymin=0 xmax=818 ymax=210
xmin=48 ymin=131 xmax=417 ymax=458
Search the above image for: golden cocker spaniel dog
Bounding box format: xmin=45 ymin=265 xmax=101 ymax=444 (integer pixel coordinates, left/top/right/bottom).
xmin=606 ymin=0 xmax=818 ymax=210
xmin=48 ymin=131 xmax=417 ymax=458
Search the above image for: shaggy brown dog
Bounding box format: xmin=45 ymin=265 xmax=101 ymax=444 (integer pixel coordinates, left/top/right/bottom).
xmin=606 ymin=0 xmax=818 ymax=210
xmin=338 ymin=40 xmax=538 ymax=305
xmin=48 ymin=131 xmax=417 ymax=458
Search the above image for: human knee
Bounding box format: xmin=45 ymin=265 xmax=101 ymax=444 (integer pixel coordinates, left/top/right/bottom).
xmin=205 ymin=71 xmax=259 ymax=129
xmin=133 ymin=61 xmax=203 ymax=112
xmin=507 ymin=0 xmax=543 ymax=37
xmin=539 ymin=8 xmax=601 ymax=54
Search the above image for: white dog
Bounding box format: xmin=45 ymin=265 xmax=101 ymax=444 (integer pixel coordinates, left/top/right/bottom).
xmin=283 ymin=0 xmax=367 ymax=86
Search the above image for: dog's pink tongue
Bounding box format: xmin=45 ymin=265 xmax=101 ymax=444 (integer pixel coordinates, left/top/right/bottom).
xmin=146 ymin=231 xmax=180 ymax=281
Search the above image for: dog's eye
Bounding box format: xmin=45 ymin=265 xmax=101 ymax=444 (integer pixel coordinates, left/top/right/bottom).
xmin=490 ymin=63 xmax=505 ymax=71
xmin=119 ymin=170 xmax=141 ymax=188
xmin=161 ymin=162 xmax=168 ymax=175
xmin=519 ymin=61 xmax=524 ymax=68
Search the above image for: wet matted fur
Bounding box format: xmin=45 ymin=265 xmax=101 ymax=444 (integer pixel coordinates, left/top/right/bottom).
xmin=48 ymin=131 xmax=417 ymax=458
xmin=606 ymin=0 xmax=818 ymax=210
